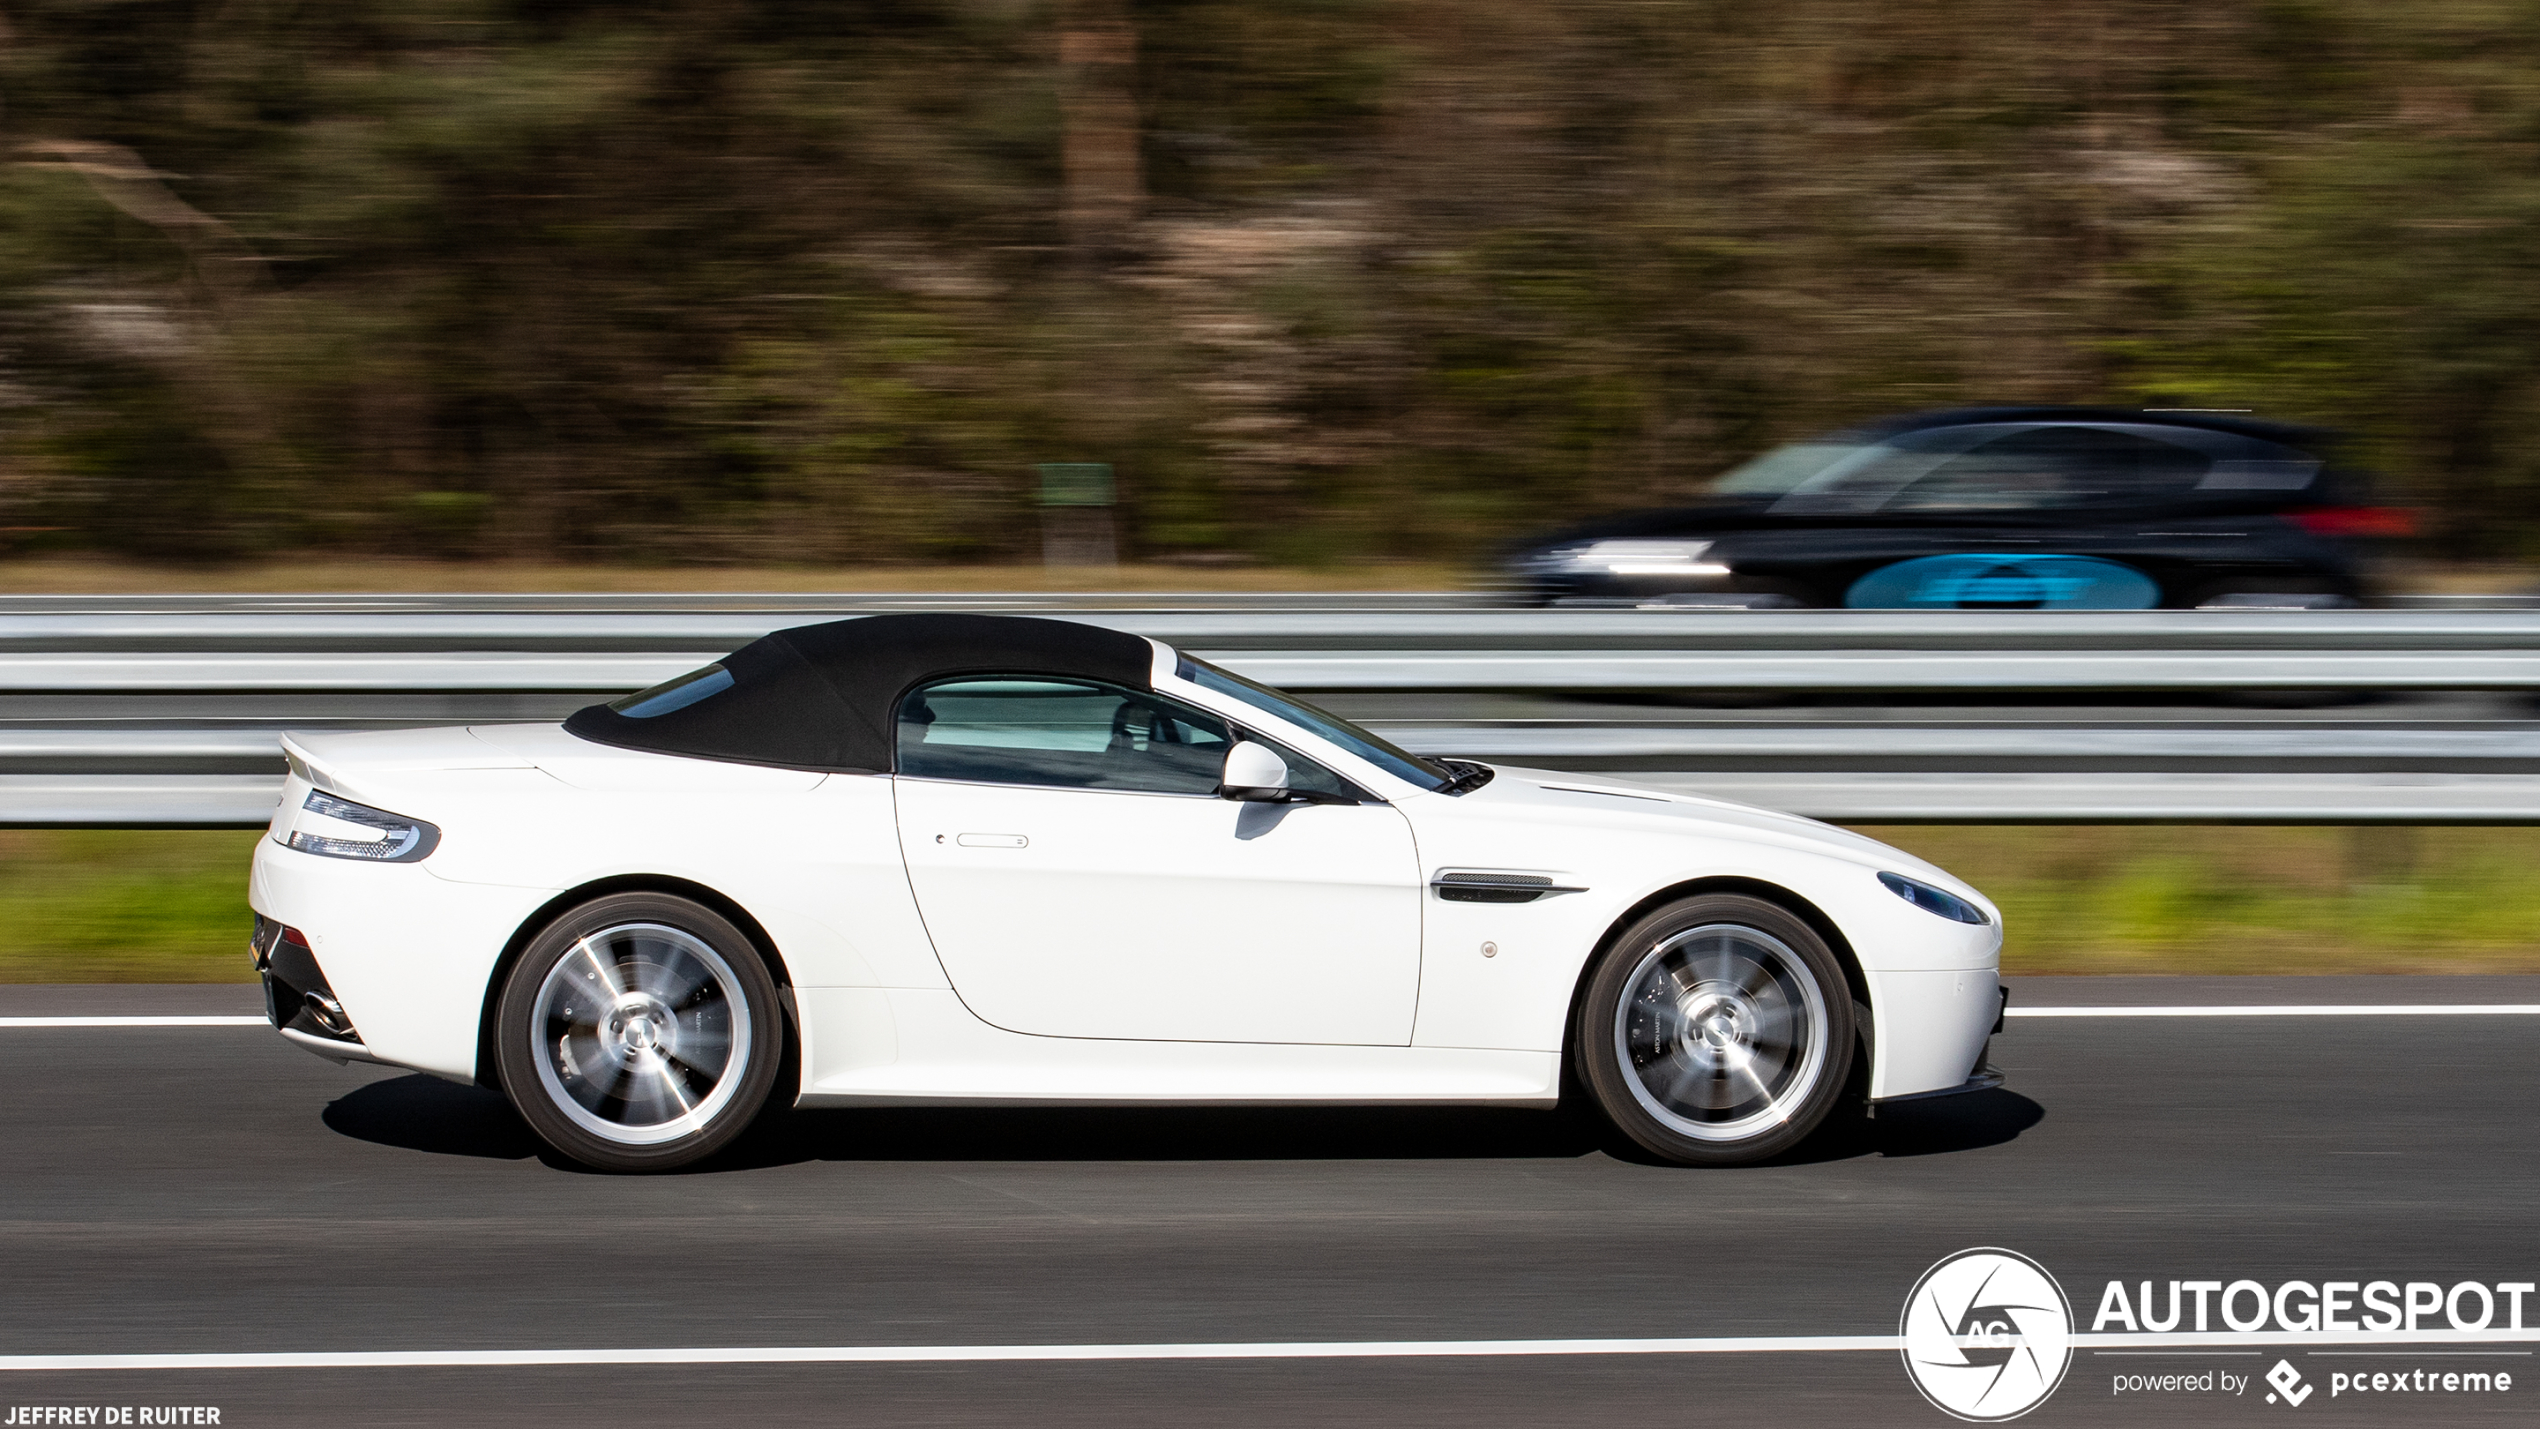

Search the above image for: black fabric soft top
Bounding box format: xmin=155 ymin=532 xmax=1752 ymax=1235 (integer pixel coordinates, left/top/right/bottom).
xmin=562 ymin=613 xmax=1157 ymax=773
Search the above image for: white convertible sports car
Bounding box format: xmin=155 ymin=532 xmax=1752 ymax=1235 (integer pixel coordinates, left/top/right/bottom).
xmin=249 ymin=614 xmax=2004 ymax=1171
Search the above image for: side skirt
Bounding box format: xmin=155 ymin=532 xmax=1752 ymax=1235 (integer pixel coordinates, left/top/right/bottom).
xmin=793 ymin=988 xmax=1561 ymax=1108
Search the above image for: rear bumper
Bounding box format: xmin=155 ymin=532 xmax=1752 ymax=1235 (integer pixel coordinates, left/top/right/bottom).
xmin=252 ymin=912 xmax=394 ymax=1068
xmin=250 ymin=836 xmax=553 ymax=1082
xmin=275 ymin=1023 xmax=397 ymax=1067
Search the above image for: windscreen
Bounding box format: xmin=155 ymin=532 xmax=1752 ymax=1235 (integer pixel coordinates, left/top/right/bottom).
xmin=1177 ymin=655 xmax=1450 ymax=792
xmin=1710 ymin=442 xmax=1868 ymax=496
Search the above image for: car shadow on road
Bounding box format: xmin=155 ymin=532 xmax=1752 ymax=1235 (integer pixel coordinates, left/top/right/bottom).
xmin=713 ymin=1103 xmax=1607 ymax=1168
xmin=322 ymin=1075 xmax=544 ymax=1160
xmin=322 ymin=1074 xmax=2043 ymax=1172
xmin=1779 ymin=1089 xmax=2045 ymax=1167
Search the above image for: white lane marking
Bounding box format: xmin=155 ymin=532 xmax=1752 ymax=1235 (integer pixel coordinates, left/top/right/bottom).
xmin=2092 ymin=1330 xmax=2540 ymax=1347
xmin=0 ymin=1016 xmax=267 ymax=1028
xmin=2011 ymin=1005 xmax=2540 ymax=1018
xmin=5 ymin=1330 xmax=2536 ymax=1373
xmin=0 ymin=1338 xmax=1889 ymax=1372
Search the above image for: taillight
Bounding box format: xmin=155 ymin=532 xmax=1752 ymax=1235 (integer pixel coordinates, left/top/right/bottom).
xmin=286 ymin=789 xmax=441 ymax=861
xmin=2286 ymin=506 xmax=2417 ymax=538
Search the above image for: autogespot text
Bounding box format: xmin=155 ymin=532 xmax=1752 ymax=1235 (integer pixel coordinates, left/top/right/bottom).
xmin=2091 ymin=1278 xmax=2535 ymax=1334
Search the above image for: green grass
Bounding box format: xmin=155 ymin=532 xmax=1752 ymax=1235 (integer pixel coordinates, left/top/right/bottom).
xmin=1857 ymin=825 xmax=2540 ymax=976
xmin=3 ymin=826 xmax=2537 ymax=982
xmin=0 ymin=830 xmax=262 ymax=983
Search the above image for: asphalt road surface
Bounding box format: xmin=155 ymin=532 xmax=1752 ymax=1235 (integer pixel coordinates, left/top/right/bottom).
xmin=1 ymin=976 xmax=2534 ymax=1427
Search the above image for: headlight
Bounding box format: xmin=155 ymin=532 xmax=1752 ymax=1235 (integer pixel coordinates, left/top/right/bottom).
xmin=1879 ymin=871 xmax=1988 ymax=925
xmin=1562 ymin=539 xmax=1730 ymax=576
xmin=287 ymin=790 xmax=441 ymax=862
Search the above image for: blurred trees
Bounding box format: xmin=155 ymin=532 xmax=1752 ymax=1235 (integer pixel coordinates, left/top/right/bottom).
xmin=1 ymin=0 xmax=2538 ymax=565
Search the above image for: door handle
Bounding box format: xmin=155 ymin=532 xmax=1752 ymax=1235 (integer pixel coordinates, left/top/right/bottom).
xmin=953 ymin=833 xmax=1028 ymax=849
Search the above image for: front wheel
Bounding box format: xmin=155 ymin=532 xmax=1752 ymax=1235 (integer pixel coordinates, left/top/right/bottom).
xmin=495 ymin=893 xmax=784 ymax=1172
xmin=1573 ymin=895 xmax=1854 ymax=1166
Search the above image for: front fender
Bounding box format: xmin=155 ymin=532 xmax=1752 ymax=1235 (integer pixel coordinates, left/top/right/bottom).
xmin=1402 ymin=787 xmax=2001 ymax=1103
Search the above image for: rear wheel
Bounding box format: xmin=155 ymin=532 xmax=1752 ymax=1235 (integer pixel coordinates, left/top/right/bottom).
xmin=495 ymin=893 xmax=783 ymax=1171
xmin=1574 ymin=895 xmax=1854 ymax=1166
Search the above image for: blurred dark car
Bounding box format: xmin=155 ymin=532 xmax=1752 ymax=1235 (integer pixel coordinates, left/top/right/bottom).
xmin=1504 ymin=408 xmax=2413 ymax=608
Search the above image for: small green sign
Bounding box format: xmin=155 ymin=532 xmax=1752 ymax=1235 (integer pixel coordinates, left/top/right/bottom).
xmin=1037 ymin=463 xmax=1115 ymax=507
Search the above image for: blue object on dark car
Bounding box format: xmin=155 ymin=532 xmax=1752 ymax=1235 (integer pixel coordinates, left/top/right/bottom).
xmin=1505 ymin=407 xmax=2407 ymax=609
xmin=1842 ymin=553 xmax=2162 ymax=609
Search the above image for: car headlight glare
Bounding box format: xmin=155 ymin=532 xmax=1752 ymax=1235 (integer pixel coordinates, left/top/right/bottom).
xmin=287 ymin=790 xmax=441 ymax=862
xmin=1563 ymin=539 xmax=1729 ymax=576
xmin=1879 ymin=871 xmax=1988 ymax=925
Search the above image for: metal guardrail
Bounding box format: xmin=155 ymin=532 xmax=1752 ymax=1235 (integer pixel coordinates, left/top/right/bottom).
xmin=2 ymin=595 xmax=2537 ymax=824
xmin=10 ymin=606 xmax=2540 ymax=679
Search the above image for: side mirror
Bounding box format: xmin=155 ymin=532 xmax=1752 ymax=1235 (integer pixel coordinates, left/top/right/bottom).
xmin=1218 ymin=741 xmax=1291 ymax=802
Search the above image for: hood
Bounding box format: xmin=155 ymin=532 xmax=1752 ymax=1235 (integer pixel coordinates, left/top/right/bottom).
xmin=1457 ymin=764 xmax=1988 ymax=905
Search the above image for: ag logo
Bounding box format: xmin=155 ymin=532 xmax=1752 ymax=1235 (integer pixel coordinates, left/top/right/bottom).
xmin=1901 ymin=1248 xmax=2075 ymax=1421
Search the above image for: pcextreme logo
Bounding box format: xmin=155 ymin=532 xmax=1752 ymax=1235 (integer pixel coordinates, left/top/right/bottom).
xmin=2264 ymin=1359 xmax=2314 ymax=1406
xmin=1901 ymin=1248 xmax=2076 ymax=1421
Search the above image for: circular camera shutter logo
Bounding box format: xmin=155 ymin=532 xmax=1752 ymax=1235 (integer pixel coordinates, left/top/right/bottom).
xmin=1900 ymin=1248 xmax=2074 ymax=1421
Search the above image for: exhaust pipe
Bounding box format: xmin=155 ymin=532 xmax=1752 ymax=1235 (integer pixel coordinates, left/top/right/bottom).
xmin=303 ymin=990 xmax=356 ymax=1038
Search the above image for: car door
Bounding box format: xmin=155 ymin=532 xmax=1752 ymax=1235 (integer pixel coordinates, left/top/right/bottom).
xmin=1840 ymin=425 xmax=2206 ymax=608
xmin=891 ymin=675 xmax=1423 ymax=1045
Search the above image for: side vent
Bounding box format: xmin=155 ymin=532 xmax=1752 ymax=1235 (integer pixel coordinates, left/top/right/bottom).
xmin=1432 ymin=870 xmax=1587 ymax=904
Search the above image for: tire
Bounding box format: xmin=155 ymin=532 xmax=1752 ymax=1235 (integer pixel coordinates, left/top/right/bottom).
xmin=1573 ymin=894 xmax=1855 ymax=1166
xmin=495 ymin=893 xmax=784 ymax=1172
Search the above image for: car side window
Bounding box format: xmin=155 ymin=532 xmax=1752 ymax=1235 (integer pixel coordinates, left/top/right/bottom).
xmin=899 ymin=679 xmax=1227 ymax=793
xmin=897 ymin=678 xmax=1362 ymax=800
xmin=1763 ymin=426 xmax=1998 ymax=515
xmin=1885 ymin=426 xmax=2213 ymax=512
